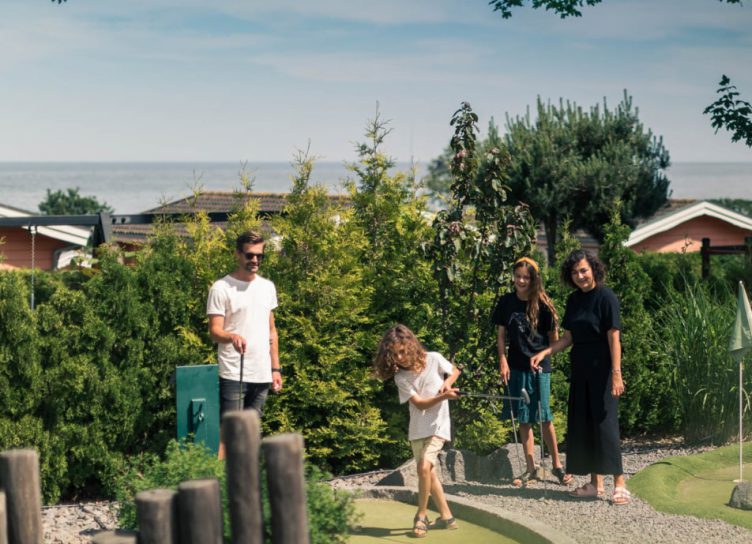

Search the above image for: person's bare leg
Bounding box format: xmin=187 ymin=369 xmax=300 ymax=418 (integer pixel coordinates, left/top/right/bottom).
xmin=416 ymin=460 xmax=432 ymax=517
xmin=611 ymin=473 xmax=630 ymax=504
xmin=413 ymin=459 xmax=432 ymax=536
xmin=218 ymin=440 xmax=225 ymax=460
xmin=428 ymin=465 xmax=453 ymax=519
xmin=519 ymin=424 xmax=536 ymax=472
xmin=542 ymin=421 xmax=563 ymax=469
xmin=591 ymin=473 xmax=604 ymax=494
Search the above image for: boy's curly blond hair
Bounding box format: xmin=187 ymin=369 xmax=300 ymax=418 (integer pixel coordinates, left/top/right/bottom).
xmin=372 ymin=324 xmax=426 ymax=380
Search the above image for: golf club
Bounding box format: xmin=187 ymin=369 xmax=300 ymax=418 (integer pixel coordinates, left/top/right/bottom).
xmin=457 ymin=388 xmax=531 ymax=404
xmin=537 ymin=369 xmax=548 ymax=499
xmin=238 ymin=352 xmax=245 ymax=411
xmin=505 ymin=382 xmax=525 ymax=486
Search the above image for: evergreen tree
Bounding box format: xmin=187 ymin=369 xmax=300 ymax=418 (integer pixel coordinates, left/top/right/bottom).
xmin=265 ymin=149 xmax=389 ymax=473
xmin=347 ymin=108 xmax=437 ymax=338
xmin=502 ymin=93 xmax=669 ymax=263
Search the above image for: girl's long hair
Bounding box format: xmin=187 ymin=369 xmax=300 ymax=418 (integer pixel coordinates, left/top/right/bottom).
xmin=372 ymin=324 xmax=426 ymax=380
xmin=514 ymin=259 xmax=559 ymax=334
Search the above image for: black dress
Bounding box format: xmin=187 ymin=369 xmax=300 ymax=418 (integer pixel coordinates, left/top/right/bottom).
xmin=562 ymin=285 xmax=623 ymax=475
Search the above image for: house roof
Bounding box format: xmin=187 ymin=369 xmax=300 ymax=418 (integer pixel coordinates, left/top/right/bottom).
xmin=143 ymin=191 xmax=351 ymax=215
xmin=0 ymin=203 xmax=91 ymax=246
xmin=112 ymin=190 xmax=351 ymax=244
xmin=625 ymin=200 xmax=752 ymax=247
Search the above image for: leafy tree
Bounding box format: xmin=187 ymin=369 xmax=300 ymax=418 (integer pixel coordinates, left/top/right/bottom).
xmin=489 ymin=0 xmax=741 ymax=19
xmin=704 ymin=75 xmax=752 ymax=148
xmin=422 ymin=119 xmax=503 ymax=207
xmin=38 ymin=187 xmax=114 ymax=215
xmin=427 ymin=102 xmax=536 ymax=452
xmin=488 ymin=1 xmax=749 ymax=150
xmin=502 ymin=93 xmax=669 ymax=263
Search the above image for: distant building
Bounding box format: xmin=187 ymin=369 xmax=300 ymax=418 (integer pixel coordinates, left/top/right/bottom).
xmin=625 ymin=200 xmax=752 ymax=253
xmin=0 ymin=203 xmax=90 ymax=270
xmin=112 ymin=190 xmax=351 ymax=248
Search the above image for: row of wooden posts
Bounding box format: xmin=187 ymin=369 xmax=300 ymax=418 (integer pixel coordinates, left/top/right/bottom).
xmin=0 ymin=410 xmax=310 ymax=544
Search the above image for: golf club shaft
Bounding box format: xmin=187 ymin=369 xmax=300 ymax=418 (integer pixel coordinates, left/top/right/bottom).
xmin=537 ymin=370 xmax=547 ymax=498
xmin=458 ymin=390 xmax=530 ymax=404
xmin=505 ymin=382 xmax=524 ymax=483
xmin=238 ymin=352 xmax=245 ymax=411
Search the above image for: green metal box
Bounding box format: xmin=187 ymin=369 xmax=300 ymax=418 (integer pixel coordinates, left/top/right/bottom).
xmin=175 ymin=364 xmax=220 ymax=454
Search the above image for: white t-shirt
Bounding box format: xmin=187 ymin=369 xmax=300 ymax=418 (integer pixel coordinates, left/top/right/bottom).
xmin=394 ymin=351 xmax=454 ymax=441
xmin=206 ymin=274 xmax=278 ymax=383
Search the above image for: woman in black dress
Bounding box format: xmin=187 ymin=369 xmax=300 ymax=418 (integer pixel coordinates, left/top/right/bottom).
xmin=530 ymin=249 xmax=629 ymax=505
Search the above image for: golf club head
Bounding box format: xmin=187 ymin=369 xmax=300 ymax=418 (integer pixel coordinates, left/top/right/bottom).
xmin=520 ymin=388 xmax=530 ymax=405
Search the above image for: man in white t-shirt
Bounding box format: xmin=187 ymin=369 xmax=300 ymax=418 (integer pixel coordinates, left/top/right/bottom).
xmin=207 ymin=231 xmax=282 ymax=457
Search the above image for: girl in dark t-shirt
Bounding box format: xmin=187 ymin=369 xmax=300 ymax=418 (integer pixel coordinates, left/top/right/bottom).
xmin=492 ymin=257 xmax=572 ymax=487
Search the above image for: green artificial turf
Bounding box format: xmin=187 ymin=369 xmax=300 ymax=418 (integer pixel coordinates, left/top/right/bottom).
xmin=629 ymin=442 xmax=752 ymax=529
xmin=349 ymin=499 xmax=520 ymax=543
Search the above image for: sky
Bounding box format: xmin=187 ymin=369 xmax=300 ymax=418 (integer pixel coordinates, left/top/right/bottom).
xmin=1 ymin=0 xmax=751 ymax=164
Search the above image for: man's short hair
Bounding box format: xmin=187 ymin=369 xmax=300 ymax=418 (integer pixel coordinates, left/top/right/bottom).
xmin=235 ymin=231 xmax=265 ymax=252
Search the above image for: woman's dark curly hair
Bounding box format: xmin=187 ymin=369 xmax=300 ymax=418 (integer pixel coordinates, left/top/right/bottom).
xmin=561 ymin=249 xmax=606 ymax=289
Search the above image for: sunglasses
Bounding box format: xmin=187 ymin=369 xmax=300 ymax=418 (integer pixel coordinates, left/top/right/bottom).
xmin=243 ymin=251 xmax=265 ymax=261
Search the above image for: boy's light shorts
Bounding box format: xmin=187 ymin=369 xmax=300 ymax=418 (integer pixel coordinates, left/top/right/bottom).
xmin=410 ymin=436 xmax=445 ymax=466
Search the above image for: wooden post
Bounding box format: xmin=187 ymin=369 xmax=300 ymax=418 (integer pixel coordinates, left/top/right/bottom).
xmin=177 ymin=479 xmax=223 ymax=544
xmin=0 ymin=491 xmax=8 ymax=544
xmin=136 ymin=488 xmax=178 ymax=544
xmin=223 ymin=410 xmax=264 ymax=544
xmin=0 ymin=449 xmax=42 ymax=544
xmin=262 ymin=434 xmax=309 ymax=544
xmin=701 ymin=237 xmax=710 ymax=279
xmin=91 ymin=530 xmax=137 ymax=544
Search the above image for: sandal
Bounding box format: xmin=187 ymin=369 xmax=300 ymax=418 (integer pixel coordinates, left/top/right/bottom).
xmin=413 ymin=515 xmax=429 ymax=538
xmin=568 ymin=482 xmax=601 ymax=499
xmin=552 ymin=466 xmax=573 ymax=485
xmin=512 ymin=468 xmax=539 ymax=487
xmin=430 ymin=516 xmax=458 ymax=530
xmin=611 ymin=486 xmax=631 ymax=506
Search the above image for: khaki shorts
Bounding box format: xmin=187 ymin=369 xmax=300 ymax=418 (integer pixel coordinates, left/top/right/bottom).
xmin=410 ymin=436 xmax=445 ymax=467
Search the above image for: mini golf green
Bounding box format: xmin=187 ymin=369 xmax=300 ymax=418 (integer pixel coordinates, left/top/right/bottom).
xmin=629 ymin=442 xmax=752 ymax=529
xmin=349 ymin=499 xmax=520 ymax=543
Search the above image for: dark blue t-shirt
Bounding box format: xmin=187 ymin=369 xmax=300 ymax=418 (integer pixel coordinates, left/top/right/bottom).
xmin=491 ymin=292 xmax=555 ymax=373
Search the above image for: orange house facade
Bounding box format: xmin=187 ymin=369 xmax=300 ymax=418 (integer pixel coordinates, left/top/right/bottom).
xmin=625 ymin=200 xmax=752 ymax=253
xmin=0 ymin=204 xmax=90 ymax=270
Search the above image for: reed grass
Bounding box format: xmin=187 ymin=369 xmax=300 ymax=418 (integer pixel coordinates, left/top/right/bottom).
xmin=658 ymin=280 xmax=748 ymax=444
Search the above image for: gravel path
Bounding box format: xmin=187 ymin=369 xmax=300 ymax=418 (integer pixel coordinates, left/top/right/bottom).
xmin=41 ymin=438 xmax=752 ymax=543
xmin=42 ymin=501 xmax=118 ymax=544
xmin=332 ymin=438 xmax=752 ymax=544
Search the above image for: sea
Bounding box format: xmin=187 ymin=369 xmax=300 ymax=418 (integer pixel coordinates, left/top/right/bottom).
xmin=0 ymin=161 xmax=750 ymax=215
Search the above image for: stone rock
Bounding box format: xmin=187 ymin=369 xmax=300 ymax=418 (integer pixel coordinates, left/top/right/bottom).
xmin=729 ymin=481 xmax=752 ymax=510
xmin=376 ymin=445 xmax=548 ymax=488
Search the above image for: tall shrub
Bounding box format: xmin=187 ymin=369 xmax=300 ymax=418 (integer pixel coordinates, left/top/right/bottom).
xmin=599 ymin=208 xmax=678 ymax=434
xmin=264 ymin=151 xmax=389 ymax=473
xmin=346 ymin=111 xmax=437 ymax=465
